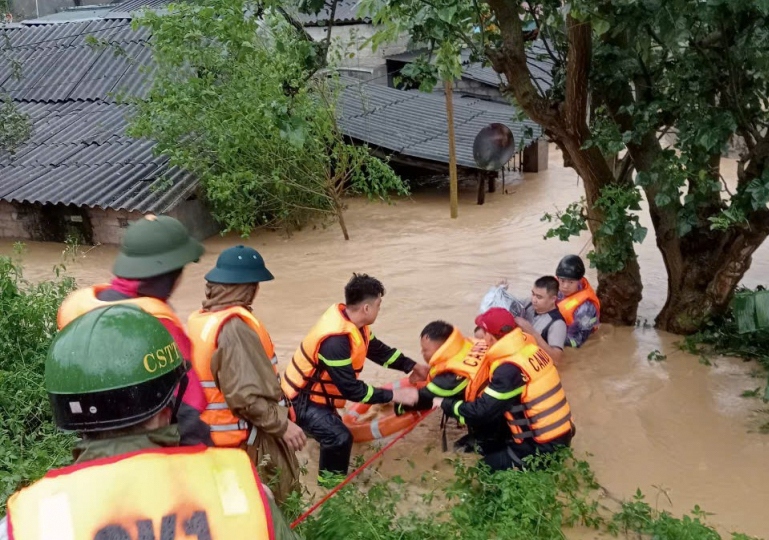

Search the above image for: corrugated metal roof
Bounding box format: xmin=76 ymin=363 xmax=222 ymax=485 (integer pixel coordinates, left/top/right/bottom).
xmin=290 ymin=0 xmax=368 ymax=26
xmin=0 ymin=21 xmax=193 ymax=213
xmin=0 ymin=101 xmax=197 ymax=213
xmin=386 ymin=40 xmax=555 ymax=92
xmin=106 ymin=0 xmax=367 ymax=24
xmin=0 ymin=19 xmax=152 ymax=103
xmin=107 ymin=0 xmax=172 ymax=13
xmin=338 ymin=77 xmax=542 ymax=169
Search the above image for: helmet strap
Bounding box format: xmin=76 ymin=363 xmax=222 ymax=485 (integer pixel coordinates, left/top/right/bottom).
xmin=171 ymin=365 xmax=190 ymax=423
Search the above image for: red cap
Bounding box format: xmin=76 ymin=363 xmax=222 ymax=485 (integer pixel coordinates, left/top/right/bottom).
xmin=475 ymin=308 xmax=517 ymax=338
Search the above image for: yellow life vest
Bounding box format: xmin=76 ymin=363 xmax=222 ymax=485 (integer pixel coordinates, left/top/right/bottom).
xmin=57 ymin=285 xmax=183 ymax=330
xmin=7 ymin=447 xmax=275 ymax=540
xmin=425 ymin=328 xmax=489 ymax=400
xmin=187 ymin=306 xmax=286 ymax=447
xmin=557 ymin=278 xmax=601 ymax=328
xmin=486 ymin=329 xmax=573 ymax=444
xmin=281 ymin=304 xmax=370 ymax=409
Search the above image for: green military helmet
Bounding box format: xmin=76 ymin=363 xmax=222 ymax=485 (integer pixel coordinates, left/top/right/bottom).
xmin=46 ymin=304 xmax=188 ymax=432
xmin=112 ymin=214 xmax=204 ymax=279
xmin=204 ymin=245 xmax=274 ymax=284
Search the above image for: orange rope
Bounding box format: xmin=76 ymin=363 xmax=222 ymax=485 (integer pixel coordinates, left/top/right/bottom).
xmin=290 ymin=408 xmax=436 ymax=529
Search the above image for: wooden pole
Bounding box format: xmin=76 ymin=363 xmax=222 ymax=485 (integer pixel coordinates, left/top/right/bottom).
xmin=444 ymin=79 xmax=458 ymax=219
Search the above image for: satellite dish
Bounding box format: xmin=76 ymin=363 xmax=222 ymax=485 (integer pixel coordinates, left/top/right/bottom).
xmin=473 ymin=123 xmax=515 ymax=171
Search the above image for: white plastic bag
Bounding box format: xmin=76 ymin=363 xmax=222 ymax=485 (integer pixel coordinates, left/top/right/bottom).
xmin=478 ymin=285 xmax=526 ymax=318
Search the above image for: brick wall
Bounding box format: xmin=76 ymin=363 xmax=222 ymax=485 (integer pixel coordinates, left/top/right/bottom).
xmin=0 ymin=201 xmax=33 ymax=240
xmin=87 ymin=208 xmax=145 ymax=245
xmin=0 ymin=199 xmax=220 ymax=245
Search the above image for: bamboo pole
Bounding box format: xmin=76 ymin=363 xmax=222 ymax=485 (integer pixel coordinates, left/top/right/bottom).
xmin=444 ymin=79 xmax=458 ymax=219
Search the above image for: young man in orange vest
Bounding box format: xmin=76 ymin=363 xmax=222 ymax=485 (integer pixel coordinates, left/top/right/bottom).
xmin=400 ymin=320 xmax=508 ymax=453
xmin=2 ymin=305 xmax=300 ymax=540
xmin=436 ymin=308 xmax=574 ymax=471
xmin=56 ymin=215 xmax=211 ymax=447
xmin=187 ymin=245 xmax=306 ymax=504
xmin=282 ymin=273 xmax=427 ymax=479
xmin=555 ymin=255 xmax=601 ymax=348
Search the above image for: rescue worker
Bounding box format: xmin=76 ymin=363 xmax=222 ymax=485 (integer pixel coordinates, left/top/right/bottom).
xmin=437 ymin=308 xmax=574 ymax=471
xmin=555 ymin=254 xmax=601 ymax=348
xmin=1 ymin=305 xmax=300 ymax=540
xmin=516 ymin=276 xmax=567 ymax=363
xmin=282 ymin=273 xmax=427 ymax=478
xmin=56 ymin=214 xmax=211 ymax=446
xmin=188 ymin=245 xmax=305 ymax=504
xmin=401 ymin=320 xmax=507 ymax=452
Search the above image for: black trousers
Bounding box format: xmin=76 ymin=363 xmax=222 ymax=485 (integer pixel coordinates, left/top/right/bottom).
xmin=293 ymin=399 xmax=353 ymax=477
xmin=479 ymin=431 xmax=573 ymax=472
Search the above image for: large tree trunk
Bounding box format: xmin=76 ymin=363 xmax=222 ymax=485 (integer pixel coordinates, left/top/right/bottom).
xmin=485 ymin=1 xmax=643 ymax=325
xmin=656 ymin=226 xmax=769 ymax=332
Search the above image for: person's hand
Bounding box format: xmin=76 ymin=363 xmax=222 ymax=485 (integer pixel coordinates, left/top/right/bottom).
xmin=496 ymin=278 xmax=509 ymax=289
xmin=391 ymin=387 xmax=419 ymax=406
xmin=409 ymin=363 xmax=430 ymax=384
xmin=432 ymin=397 xmax=443 ymax=409
xmin=515 ymin=316 xmax=534 ymax=334
xmin=282 ymin=420 xmax=307 ymax=452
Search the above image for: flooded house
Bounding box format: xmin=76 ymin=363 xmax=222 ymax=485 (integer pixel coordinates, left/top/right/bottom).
xmin=0 ymin=1 xmax=547 ymax=244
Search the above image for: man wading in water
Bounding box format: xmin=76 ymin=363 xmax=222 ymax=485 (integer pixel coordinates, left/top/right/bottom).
xmin=555 ymin=255 xmax=601 ymax=348
xmin=516 ymin=276 xmax=567 ymax=363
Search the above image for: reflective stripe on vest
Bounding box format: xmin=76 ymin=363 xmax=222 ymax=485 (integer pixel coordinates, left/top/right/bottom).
xmin=57 ymin=285 xmax=183 ymax=330
xmin=557 ymin=278 xmax=601 ymax=327
xmin=6 ymin=447 xmax=275 ymax=540
xmin=281 ymin=304 xmax=370 ymax=409
xmin=428 ymin=334 xmax=490 ymax=401
xmin=188 ymin=306 xmax=283 ymax=448
xmin=487 ymin=329 xmax=573 ymax=444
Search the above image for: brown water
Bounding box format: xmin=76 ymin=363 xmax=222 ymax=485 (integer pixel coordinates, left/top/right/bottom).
xmin=4 ymin=146 xmax=769 ymax=538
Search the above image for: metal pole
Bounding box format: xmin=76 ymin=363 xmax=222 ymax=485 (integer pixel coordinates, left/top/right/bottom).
xmin=444 ymin=79 xmax=458 ymax=219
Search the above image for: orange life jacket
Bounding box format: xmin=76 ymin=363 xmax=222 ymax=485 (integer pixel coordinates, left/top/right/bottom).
xmin=426 ymin=328 xmax=490 ymax=400
xmin=557 ymin=278 xmax=601 ymax=327
xmin=281 ymin=304 xmax=370 ymax=409
xmin=188 ymin=306 xmax=287 ymax=447
xmin=57 ymin=284 xmax=183 ymax=330
xmin=482 ymin=329 xmax=573 ymax=444
xmin=7 ymin=446 xmax=275 ymax=540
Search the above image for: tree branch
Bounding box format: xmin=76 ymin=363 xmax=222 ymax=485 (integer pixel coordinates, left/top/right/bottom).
xmin=484 ymin=0 xmax=561 ymax=134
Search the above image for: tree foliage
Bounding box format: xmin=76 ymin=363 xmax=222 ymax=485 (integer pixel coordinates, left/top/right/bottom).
xmin=363 ymin=0 xmax=769 ymax=332
xmin=1 ymin=24 xmax=31 ymax=154
xmin=130 ymin=0 xmax=407 ymax=239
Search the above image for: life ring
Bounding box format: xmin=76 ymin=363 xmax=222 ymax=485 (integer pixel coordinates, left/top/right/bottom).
xmin=342 ymin=377 xmax=429 ymax=443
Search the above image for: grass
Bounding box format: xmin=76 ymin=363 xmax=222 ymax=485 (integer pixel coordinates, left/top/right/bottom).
xmin=0 ymin=251 xmax=76 ymax=513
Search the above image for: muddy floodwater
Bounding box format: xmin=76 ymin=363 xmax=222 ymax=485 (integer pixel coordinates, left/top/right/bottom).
xmin=4 ymin=146 xmax=769 ymax=538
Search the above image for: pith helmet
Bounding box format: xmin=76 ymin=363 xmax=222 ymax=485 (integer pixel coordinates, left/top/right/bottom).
xmin=204 ymin=245 xmax=274 ymax=284
xmin=46 ymin=305 xmax=187 ymax=432
xmin=112 ymin=215 xmax=204 ymax=279
xmin=555 ymin=255 xmax=586 ymax=280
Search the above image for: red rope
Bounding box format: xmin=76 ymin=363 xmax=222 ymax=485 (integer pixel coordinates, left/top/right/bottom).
xmin=290 ymin=408 xmax=435 ymax=529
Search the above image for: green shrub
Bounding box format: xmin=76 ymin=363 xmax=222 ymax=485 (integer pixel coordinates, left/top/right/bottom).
xmin=0 ymin=254 xmax=76 ymax=512
xmin=292 ymin=448 xmax=759 ymax=539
